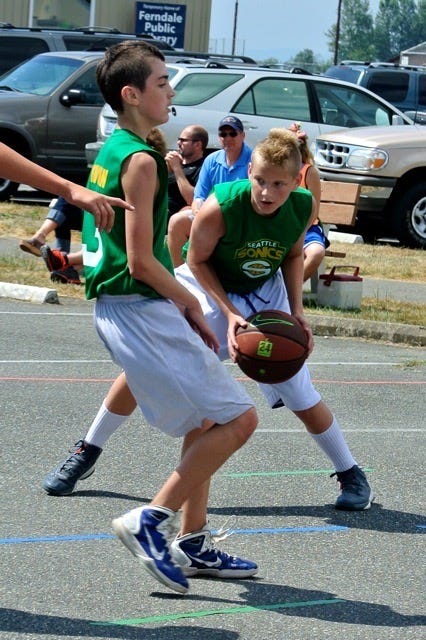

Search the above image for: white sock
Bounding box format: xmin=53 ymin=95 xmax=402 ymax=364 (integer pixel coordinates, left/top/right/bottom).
xmin=84 ymin=401 xmax=128 ymax=449
xmin=310 ymin=417 xmax=357 ymax=472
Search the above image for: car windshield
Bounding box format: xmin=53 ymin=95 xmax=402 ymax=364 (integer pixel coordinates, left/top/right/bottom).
xmin=172 ymin=73 xmax=244 ymax=106
xmin=166 ymin=65 xmax=181 ymax=84
xmin=0 ymin=55 xmax=82 ymax=96
xmin=324 ymin=67 xmax=363 ymax=83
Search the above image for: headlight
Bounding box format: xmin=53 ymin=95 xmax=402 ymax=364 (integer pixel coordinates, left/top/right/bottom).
xmin=98 ymin=116 xmax=117 ymax=141
xmin=346 ymin=148 xmax=388 ymax=171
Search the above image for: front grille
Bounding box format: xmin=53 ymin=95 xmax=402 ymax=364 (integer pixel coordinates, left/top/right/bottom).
xmin=315 ymin=141 xmax=352 ymax=168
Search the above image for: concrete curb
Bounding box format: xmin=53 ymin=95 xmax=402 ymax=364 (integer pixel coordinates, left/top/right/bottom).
xmin=0 ymin=280 xmax=424 ymax=347
xmin=306 ymin=313 xmax=426 ymax=348
xmin=0 ymin=281 xmax=59 ymax=304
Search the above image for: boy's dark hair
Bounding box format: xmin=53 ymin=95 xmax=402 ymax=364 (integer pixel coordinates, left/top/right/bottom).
xmin=96 ymin=40 xmax=165 ymax=112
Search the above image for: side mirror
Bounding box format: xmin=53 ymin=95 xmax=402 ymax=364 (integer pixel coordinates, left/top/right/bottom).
xmin=60 ymin=88 xmax=86 ymax=107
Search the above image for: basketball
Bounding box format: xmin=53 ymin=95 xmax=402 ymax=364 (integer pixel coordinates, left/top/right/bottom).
xmin=235 ymin=310 xmax=309 ymax=383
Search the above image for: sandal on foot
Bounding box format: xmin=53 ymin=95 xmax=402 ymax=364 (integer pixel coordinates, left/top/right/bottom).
xmin=19 ymin=239 xmax=44 ymax=257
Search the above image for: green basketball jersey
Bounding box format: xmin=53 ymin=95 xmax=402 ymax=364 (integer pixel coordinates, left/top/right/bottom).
xmin=82 ymin=128 xmax=172 ymax=299
xmin=210 ymin=180 xmax=312 ymax=294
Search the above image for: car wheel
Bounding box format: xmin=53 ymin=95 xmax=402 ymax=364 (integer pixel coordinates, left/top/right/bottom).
xmin=391 ymin=183 xmax=426 ymax=249
xmin=0 ymin=177 xmax=19 ymax=201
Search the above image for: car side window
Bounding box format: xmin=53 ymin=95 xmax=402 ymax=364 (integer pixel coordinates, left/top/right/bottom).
xmin=0 ymin=37 xmax=49 ymax=75
xmin=233 ymin=78 xmax=311 ymax=121
xmin=172 ymin=73 xmax=244 ymax=106
xmin=68 ymin=67 xmax=104 ymax=106
xmin=419 ymin=75 xmax=426 ymax=109
xmin=366 ymin=71 xmax=410 ymax=104
xmin=314 ymin=81 xmax=392 ymax=127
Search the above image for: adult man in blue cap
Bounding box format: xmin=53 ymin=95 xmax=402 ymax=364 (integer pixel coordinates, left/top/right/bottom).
xmin=167 ymin=115 xmax=252 ymax=266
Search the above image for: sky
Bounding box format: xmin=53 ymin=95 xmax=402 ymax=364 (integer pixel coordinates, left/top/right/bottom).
xmin=209 ymin=0 xmax=381 ymax=61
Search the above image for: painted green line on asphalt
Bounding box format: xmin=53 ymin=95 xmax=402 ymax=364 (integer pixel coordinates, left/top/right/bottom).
xmin=223 ymin=468 xmax=373 ymax=479
xmin=93 ymin=598 xmax=346 ymax=626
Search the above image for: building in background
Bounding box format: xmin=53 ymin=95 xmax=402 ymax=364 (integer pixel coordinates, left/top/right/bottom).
xmin=0 ymin=0 xmax=212 ymax=52
xmin=400 ymin=41 xmax=426 ymax=66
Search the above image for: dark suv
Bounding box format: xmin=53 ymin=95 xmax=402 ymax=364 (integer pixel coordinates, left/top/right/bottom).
xmin=0 ymin=24 xmax=175 ymax=75
xmin=0 ymin=50 xmax=107 ymax=199
xmin=324 ymin=61 xmax=426 ymax=124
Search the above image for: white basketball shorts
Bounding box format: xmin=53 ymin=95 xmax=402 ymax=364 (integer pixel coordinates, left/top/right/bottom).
xmin=175 ymin=264 xmax=321 ymax=412
xmin=94 ymin=294 xmax=254 ymax=437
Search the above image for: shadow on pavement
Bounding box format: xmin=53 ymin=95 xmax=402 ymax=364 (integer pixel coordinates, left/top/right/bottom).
xmin=208 ymin=502 xmax=426 ymax=534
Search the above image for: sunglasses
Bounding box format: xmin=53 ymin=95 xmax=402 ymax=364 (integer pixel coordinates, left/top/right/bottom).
xmin=218 ymin=130 xmax=238 ymax=138
xmin=177 ymin=137 xmax=195 ymax=143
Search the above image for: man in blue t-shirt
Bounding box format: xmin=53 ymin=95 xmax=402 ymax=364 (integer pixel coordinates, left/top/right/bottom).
xmin=193 ymin=115 xmax=252 ymax=203
xmin=167 ymin=115 xmax=252 ymax=266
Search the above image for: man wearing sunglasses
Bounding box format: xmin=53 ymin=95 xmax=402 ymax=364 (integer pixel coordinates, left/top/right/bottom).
xmin=168 ymin=115 xmax=252 ymax=266
xmin=166 ymin=125 xmax=208 ymax=218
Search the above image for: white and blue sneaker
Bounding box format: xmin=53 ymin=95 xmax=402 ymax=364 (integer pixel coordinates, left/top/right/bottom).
xmin=171 ymin=527 xmax=258 ymax=578
xmin=112 ymin=505 xmax=189 ymax=594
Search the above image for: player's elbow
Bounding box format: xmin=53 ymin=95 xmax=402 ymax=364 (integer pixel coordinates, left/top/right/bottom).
xmin=128 ymin=258 xmax=151 ymax=282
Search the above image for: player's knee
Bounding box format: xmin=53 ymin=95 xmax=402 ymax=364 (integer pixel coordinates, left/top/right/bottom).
xmin=234 ymin=407 xmax=258 ymax=445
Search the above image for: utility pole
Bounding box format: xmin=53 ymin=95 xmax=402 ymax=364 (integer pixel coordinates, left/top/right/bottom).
xmin=231 ymin=0 xmax=239 ymax=55
xmin=334 ymin=0 xmax=342 ymax=65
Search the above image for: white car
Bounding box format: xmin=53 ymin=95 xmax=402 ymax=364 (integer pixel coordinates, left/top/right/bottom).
xmin=87 ymin=62 xmax=413 ymax=165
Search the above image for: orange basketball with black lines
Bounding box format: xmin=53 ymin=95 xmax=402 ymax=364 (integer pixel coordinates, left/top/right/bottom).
xmin=235 ymin=310 xmax=309 ymax=383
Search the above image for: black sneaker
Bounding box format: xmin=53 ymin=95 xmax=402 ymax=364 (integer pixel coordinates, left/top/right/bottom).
xmin=42 ymin=440 xmax=102 ymax=495
xmin=331 ymin=465 xmax=374 ymax=510
xmin=50 ymin=266 xmax=82 ymax=285
xmin=41 ymin=245 xmax=68 ymax=272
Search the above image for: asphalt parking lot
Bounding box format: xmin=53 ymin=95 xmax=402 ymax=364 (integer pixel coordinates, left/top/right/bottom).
xmin=0 ymin=297 xmax=425 ymax=640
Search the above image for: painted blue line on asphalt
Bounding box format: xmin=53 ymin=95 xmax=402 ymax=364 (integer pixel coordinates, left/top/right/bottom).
xmin=0 ymin=533 xmax=114 ymax=544
xmin=232 ymin=526 xmax=349 ymax=534
xmin=0 ymin=525 xmax=348 ymax=545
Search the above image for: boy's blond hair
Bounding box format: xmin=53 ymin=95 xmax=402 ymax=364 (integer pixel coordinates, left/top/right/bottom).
xmin=252 ymin=128 xmax=301 ymax=177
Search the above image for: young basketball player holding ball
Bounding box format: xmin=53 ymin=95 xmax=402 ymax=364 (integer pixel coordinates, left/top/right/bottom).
xmin=176 ymin=128 xmax=374 ymax=512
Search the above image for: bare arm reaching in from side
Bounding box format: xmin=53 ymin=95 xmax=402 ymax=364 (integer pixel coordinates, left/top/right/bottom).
xmin=0 ymin=142 xmax=134 ymax=232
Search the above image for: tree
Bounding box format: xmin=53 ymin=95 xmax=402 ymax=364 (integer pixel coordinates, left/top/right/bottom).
xmin=292 ymin=49 xmax=315 ymax=66
xmin=375 ymin=0 xmax=421 ymax=60
xmin=257 ymin=56 xmax=279 ymax=67
xmin=415 ymin=0 xmax=426 ymax=42
xmin=326 ymin=0 xmax=375 ymax=62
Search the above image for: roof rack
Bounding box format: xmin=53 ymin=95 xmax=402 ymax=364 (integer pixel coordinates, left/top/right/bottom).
xmin=338 ymin=60 xmax=426 ymax=73
xmin=367 ymin=61 xmax=426 ymax=72
xmin=71 ymin=26 xmax=121 ymax=33
xmin=0 ymin=24 xmax=126 ymax=33
xmin=288 ymin=66 xmax=312 ymax=75
xmin=339 ymin=60 xmax=372 ymax=65
xmin=166 ymin=51 xmax=257 ymax=65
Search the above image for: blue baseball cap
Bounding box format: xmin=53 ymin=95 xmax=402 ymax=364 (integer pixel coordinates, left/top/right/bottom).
xmin=218 ymin=115 xmax=244 ymax=132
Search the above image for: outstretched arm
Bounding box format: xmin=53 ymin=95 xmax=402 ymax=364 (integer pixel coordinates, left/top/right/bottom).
xmin=0 ymin=143 xmax=134 ymax=232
